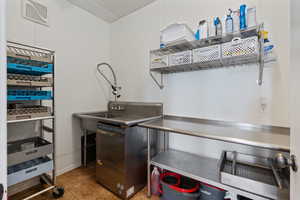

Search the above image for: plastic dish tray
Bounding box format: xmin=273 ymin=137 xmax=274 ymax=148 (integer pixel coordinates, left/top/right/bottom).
xmin=7 ymin=45 xmax=53 ymax=63
xmin=7 ymin=105 xmax=51 ymax=121
xmin=169 ymin=50 xmax=192 ymax=66
xmin=8 ymin=137 xmax=53 ymax=166
xmin=193 ymin=45 xmax=221 ymax=63
xmin=8 ymin=157 xmax=53 ymax=187
xmin=7 ymin=73 xmax=53 ymax=87
xmin=150 ymin=54 xmax=169 ymax=69
xmin=7 ymin=57 xmax=53 ymax=75
xmin=8 ymin=90 xmax=52 ymax=101
xmin=222 ymin=37 xmax=259 ymax=61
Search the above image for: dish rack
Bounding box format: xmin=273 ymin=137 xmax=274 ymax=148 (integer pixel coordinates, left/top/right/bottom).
xmin=218 ymin=151 xmax=289 ymax=200
xmin=8 ymin=90 xmax=52 ymax=101
xmin=6 ymin=41 xmax=64 ymax=199
xmin=7 ymin=73 xmax=53 ymax=87
xmin=7 ymin=105 xmax=51 ymax=121
xmin=149 ymin=24 xmax=272 ymax=89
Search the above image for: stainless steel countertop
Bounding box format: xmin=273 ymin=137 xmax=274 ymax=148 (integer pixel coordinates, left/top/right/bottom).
xmin=73 ymin=111 xmax=162 ymax=126
xmin=139 ymin=115 xmax=290 ymax=152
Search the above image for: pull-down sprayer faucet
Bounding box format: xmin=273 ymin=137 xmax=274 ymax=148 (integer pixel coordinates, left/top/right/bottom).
xmin=96 ymin=63 xmax=121 ymax=101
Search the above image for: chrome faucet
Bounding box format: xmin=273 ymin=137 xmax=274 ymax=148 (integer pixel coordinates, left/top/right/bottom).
xmin=96 ymin=63 xmax=121 ymax=101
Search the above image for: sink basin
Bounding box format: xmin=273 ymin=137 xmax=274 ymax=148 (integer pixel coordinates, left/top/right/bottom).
xmin=74 ymin=102 xmax=163 ymax=130
xmin=86 ymin=112 xmax=116 ymax=119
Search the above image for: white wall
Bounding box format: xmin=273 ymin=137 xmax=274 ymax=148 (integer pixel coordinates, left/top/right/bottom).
xmin=110 ymin=0 xmax=290 ymax=157
xmin=290 ymin=0 xmax=300 ymax=199
xmin=0 ymin=0 xmax=7 ymax=199
xmin=7 ymin=0 xmax=111 ymax=174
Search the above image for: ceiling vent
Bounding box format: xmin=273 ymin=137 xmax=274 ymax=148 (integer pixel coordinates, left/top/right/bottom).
xmin=22 ymin=0 xmax=49 ymax=26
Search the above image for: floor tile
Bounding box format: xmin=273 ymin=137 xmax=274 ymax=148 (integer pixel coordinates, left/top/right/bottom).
xmin=10 ymin=164 xmax=158 ymax=200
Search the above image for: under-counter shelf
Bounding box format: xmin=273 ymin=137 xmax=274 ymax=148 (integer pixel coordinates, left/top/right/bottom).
xmin=139 ymin=115 xmax=290 ymax=152
xmin=8 ymin=157 xmax=53 ymax=187
xmin=8 ymin=137 xmax=53 ymax=166
xmin=151 ymin=150 xmax=287 ymax=200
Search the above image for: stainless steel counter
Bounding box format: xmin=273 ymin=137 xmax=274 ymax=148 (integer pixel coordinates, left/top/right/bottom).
xmin=141 ymin=115 xmax=290 ymax=200
xmin=139 ymin=115 xmax=290 ymax=152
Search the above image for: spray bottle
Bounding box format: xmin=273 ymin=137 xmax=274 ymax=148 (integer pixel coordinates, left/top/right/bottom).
xmin=225 ymin=9 xmax=234 ymax=34
xmin=214 ymin=17 xmax=222 ymax=36
xmin=151 ymin=167 xmax=160 ymax=196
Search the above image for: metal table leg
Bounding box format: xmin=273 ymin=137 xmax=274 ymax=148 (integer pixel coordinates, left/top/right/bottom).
xmin=147 ymin=128 xmax=151 ymax=198
xmin=84 ymin=129 xmax=88 ymax=168
xmin=164 ymin=131 xmax=169 ymax=152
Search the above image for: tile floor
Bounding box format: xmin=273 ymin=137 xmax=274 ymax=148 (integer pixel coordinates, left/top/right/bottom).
xmin=10 ymin=164 xmax=159 ymax=200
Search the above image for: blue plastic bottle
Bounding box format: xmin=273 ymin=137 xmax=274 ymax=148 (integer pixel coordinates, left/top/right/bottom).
xmin=240 ymin=4 xmax=247 ymax=30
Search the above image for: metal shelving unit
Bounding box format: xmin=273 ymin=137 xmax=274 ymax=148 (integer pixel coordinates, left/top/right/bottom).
xmin=150 ymin=24 xmax=274 ymax=89
xmin=6 ymin=41 xmax=64 ymax=199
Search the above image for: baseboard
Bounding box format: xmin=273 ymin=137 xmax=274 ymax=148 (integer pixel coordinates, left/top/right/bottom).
xmin=56 ymin=163 xmax=80 ymax=176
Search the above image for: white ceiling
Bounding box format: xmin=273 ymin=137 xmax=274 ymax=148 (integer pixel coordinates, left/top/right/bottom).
xmin=67 ymin=0 xmax=157 ymax=23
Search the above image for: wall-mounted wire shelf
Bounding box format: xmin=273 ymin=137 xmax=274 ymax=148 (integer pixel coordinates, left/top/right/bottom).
xmin=151 ymin=26 xmax=259 ymax=56
xmin=149 ymin=24 xmax=273 ymax=89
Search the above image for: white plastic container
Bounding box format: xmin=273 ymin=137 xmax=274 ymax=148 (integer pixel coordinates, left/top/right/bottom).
xmin=232 ymin=10 xmax=240 ymax=32
xmin=160 ymin=23 xmax=195 ymax=47
xmin=193 ymin=45 xmax=221 ymax=63
xmin=197 ymin=20 xmax=209 ymax=40
xmin=150 ymin=54 xmax=169 ymax=69
xmin=169 ymin=50 xmax=192 ymax=66
xmin=208 ymin=17 xmax=216 ymax=37
xmin=222 ymin=37 xmax=259 ymax=59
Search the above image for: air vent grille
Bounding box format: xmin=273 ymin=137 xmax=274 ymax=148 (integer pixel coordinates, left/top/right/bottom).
xmin=22 ymin=0 xmax=49 ymax=26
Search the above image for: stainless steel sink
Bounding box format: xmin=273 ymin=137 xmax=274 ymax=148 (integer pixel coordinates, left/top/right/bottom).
xmin=73 ymin=101 xmax=163 ymax=133
xmin=85 ymin=112 xmax=117 ymax=119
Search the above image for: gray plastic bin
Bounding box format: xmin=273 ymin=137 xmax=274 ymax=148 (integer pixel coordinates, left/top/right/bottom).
xmin=8 ymin=157 xmax=53 ymax=187
xmin=8 ymin=137 xmax=52 ymax=166
xmin=199 ymin=183 xmax=226 ymax=200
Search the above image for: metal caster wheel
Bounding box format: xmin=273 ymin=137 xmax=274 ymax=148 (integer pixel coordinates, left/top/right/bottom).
xmin=40 ymin=177 xmax=46 ymax=185
xmin=52 ymin=187 xmax=64 ymax=199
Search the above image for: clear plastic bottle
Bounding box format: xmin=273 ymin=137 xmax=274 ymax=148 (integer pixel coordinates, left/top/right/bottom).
xmin=151 ymin=167 xmax=160 ymax=196
xmin=225 ymin=9 xmax=234 ymax=34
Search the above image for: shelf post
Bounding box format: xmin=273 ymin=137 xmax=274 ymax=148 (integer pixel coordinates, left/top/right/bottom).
xmin=147 ymin=128 xmax=151 ymax=198
xmin=258 ymin=23 xmax=265 ymax=86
